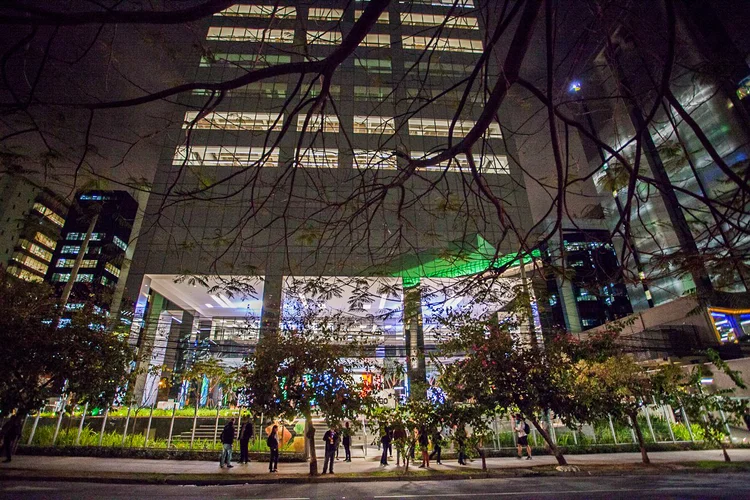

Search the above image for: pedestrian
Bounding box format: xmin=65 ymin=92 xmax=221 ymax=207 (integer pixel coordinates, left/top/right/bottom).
xmin=455 ymin=425 xmax=467 ymax=465
xmin=380 ymin=425 xmax=391 ymax=466
xmin=1 ymin=415 xmax=23 ymax=463
xmin=418 ymin=425 xmax=430 ymax=468
xmin=429 ymin=428 xmax=442 ymax=465
xmin=743 ymin=408 xmax=750 ymax=432
xmin=388 ymin=426 xmax=394 ymax=458
xmin=514 ymin=414 xmax=532 ymax=460
xmin=239 ymin=417 xmax=254 ymax=464
xmin=342 ymin=421 xmax=352 ymax=462
xmin=408 ymin=427 xmax=417 ymax=460
xmin=267 ymin=424 xmax=279 ymax=472
xmin=334 ymin=425 xmax=341 ymax=460
xmin=393 ymin=425 xmax=407 ymax=466
xmin=322 ymin=425 xmax=337 ymax=474
xmin=219 ymin=418 xmax=235 ymax=468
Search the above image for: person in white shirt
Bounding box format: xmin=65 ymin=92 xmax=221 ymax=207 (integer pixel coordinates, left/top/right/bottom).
xmin=514 ymin=414 xmax=532 ymax=460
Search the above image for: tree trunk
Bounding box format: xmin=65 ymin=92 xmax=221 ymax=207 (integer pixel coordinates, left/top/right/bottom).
xmin=530 ymin=417 xmax=567 ymax=465
xmin=629 ymin=411 xmax=650 ymax=464
xmin=305 ymin=414 xmax=318 ymax=476
xmin=721 ymin=444 xmax=731 ymax=462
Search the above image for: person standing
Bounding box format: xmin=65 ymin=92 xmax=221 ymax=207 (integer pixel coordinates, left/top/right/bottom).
xmin=219 ymin=418 xmax=235 ymax=468
xmin=239 ymin=417 xmax=254 ymax=464
xmin=342 ymin=421 xmax=352 ymax=462
xmin=393 ymin=425 xmax=407 ymax=466
xmin=418 ymin=425 xmax=430 ymax=468
xmin=429 ymin=428 xmax=442 ymax=465
xmin=2 ymin=415 xmax=23 ymax=463
xmin=380 ymin=425 xmax=391 ymax=466
xmin=267 ymin=425 xmax=279 ymax=472
xmin=455 ymin=425 xmax=467 ymax=465
xmin=322 ymin=425 xmax=337 ymax=474
xmin=514 ymin=414 xmax=532 ymax=460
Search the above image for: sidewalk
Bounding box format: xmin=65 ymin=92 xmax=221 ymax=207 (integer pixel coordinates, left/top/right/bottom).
xmin=1 ymin=449 xmax=749 ymax=485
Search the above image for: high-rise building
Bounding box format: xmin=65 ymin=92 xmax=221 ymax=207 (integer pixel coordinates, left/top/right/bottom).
xmin=46 ymin=190 xmax=138 ymax=313
xmin=0 ymin=175 xmax=68 ymax=282
xmin=126 ymin=0 xmax=537 ymax=405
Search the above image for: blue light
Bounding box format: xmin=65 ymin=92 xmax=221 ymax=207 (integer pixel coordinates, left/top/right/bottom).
xmin=569 ymin=81 xmax=582 ymax=93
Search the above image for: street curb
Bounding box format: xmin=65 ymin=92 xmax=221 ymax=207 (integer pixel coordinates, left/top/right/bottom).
xmin=1 ymin=462 xmax=748 ymax=486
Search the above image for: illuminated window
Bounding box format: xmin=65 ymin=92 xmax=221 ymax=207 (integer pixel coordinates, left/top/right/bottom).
xmin=206 ymin=27 xmax=295 ymax=43
xmin=32 ymin=202 xmax=65 ymax=227
xmin=199 ymin=53 xmax=291 ymax=68
xmin=353 ymin=150 xmax=398 ymax=170
xmin=66 ymin=232 xmax=104 ymax=241
xmin=413 ymin=152 xmax=508 ymax=174
xmin=51 ymin=273 xmax=94 ymax=283
xmin=297 ymin=114 xmax=340 ymax=133
xmin=34 ymin=232 xmax=57 ymax=249
xmin=306 ymin=30 xmax=343 ymax=45
xmin=410 ymin=61 xmax=474 ymax=75
xmin=195 ymin=81 xmax=288 ymax=98
xmin=295 ymin=149 xmax=338 ymax=168
xmin=355 ymin=10 xmax=389 ymax=23
xmin=402 ymin=35 xmax=483 ymax=53
xmin=57 ymin=258 xmax=97 ymax=268
xmin=173 ymin=145 xmax=280 ymax=167
xmin=11 ymin=253 xmax=48 ymax=274
xmin=214 ymin=5 xmax=296 ymax=18
xmin=18 ymin=239 xmax=53 ymax=261
xmin=113 ymin=236 xmax=128 ymax=251
xmin=354 ymin=86 xmax=392 ymax=100
xmin=400 ymin=13 xmax=478 ymax=29
xmin=408 ymin=118 xmax=501 ymax=138
xmin=60 ymin=245 xmax=81 ymax=254
xmin=309 ymin=8 xmax=343 ymax=21
xmin=353 ymin=115 xmax=395 ymax=134
xmin=184 ymin=111 xmax=283 ymax=131
xmin=309 ymin=84 xmax=341 ymax=98
xmin=362 ymin=34 xmax=390 ymax=47
xmin=355 ymin=58 xmax=392 ymax=74
xmin=105 ymin=262 xmax=121 ymax=278
xmin=7 ymin=266 xmax=43 ymax=282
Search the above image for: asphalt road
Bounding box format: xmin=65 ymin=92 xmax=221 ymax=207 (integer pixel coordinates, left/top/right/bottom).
xmin=0 ymin=474 xmax=745 ymax=499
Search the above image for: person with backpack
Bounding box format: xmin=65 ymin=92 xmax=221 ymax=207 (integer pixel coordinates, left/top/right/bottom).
xmin=239 ymin=417 xmax=254 ymax=464
xmin=429 ymin=427 xmax=443 ymax=465
xmin=219 ymin=418 xmax=235 ymax=468
xmin=514 ymin=414 xmax=532 ymax=460
xmin=267 ymin=425 xmax=279 ymax=472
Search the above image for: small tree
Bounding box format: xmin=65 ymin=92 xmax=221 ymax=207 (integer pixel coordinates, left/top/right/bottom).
xmin=240 ymin=306 xmax=378 ymax=475
xmin=438 ymin=309 xmax=602 ymax=466
xmin=655 ymin=350 xmax=747 ymax=462
xmin=0 ymin=269 xmax=133 ymax=438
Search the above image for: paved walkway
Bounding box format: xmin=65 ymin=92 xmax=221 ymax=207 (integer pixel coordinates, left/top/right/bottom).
xmin=2 ymin=448 xmax=749 ymax=478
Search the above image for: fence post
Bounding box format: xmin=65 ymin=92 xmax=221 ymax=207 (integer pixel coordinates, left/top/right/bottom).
xmin=642 ymin=403 xmax=656 ymax=442
xmin=121 ymin=405 xmax=132 ymax=447
xmin=681 ymin=404 xmax=695 ymax=442
xmin=98 ymin=406 xmax=109 ymax=446
xmin=661 ymin=403 xmax=676 ymax=443
xmin=547 ymin=411 xmax=557 ymax=444
xmin=626 ymin=415 xmax=637 ymax=444
xmin=27 ymin=410 xmax=42 ymax=445
xmin=52 ymin=398 xmax=67 ymax=446
xmin=608 ymin=415 xmax=618 ymax=445
xmin=190 ymin=401 xmax=198 ymax=449
xmin=236 ymin=408 xmax=242 ymax=444
xmin=213 ymin=406 xmax=221 ymax=448
xmin=719 ymin=405 xmax=733 ymax=442
xmin=361 ymin=415 xmax=366 ymax=457
xmin=145 ymin=403 xmax=155 ymax=447
xmin=75 ymin=402 xmax=89 ymax=446
xmin=167 ymin=405 xmax=176 ymax=447
xmin=572 ymin=426 xmax=578 ymax=446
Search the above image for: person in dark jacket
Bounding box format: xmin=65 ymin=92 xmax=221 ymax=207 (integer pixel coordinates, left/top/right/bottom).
xmin=219 ymin=418 xmax=235 ymax=468
xmin=418 ymin=425 xmax=430 ymax=468
xmin=322 ymin=425 xmax=337 ymax=474
xmin=2 ymin=415 xmax=23 ymax=463
xmin=267 ymin=425 xmax=279 ymax=473
xmin=342 ymin=421 xmax=352 ymax=462
xmin=455 ymin=425 xmax=467 ymax=465
xmin=239 ymin=418 xmax=254 ymax=464
xmin=380 ymin=426 xmax=391 ymax=466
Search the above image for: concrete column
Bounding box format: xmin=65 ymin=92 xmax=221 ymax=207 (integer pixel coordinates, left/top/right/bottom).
xmin=260 ymin=273 xmax=283 ymax=338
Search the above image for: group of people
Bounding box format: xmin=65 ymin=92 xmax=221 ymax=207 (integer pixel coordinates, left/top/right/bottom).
xmin=218 ymin=417 xmax=280 ymax=472
xmin=377 ymin=414 xmax=533 ymax=467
